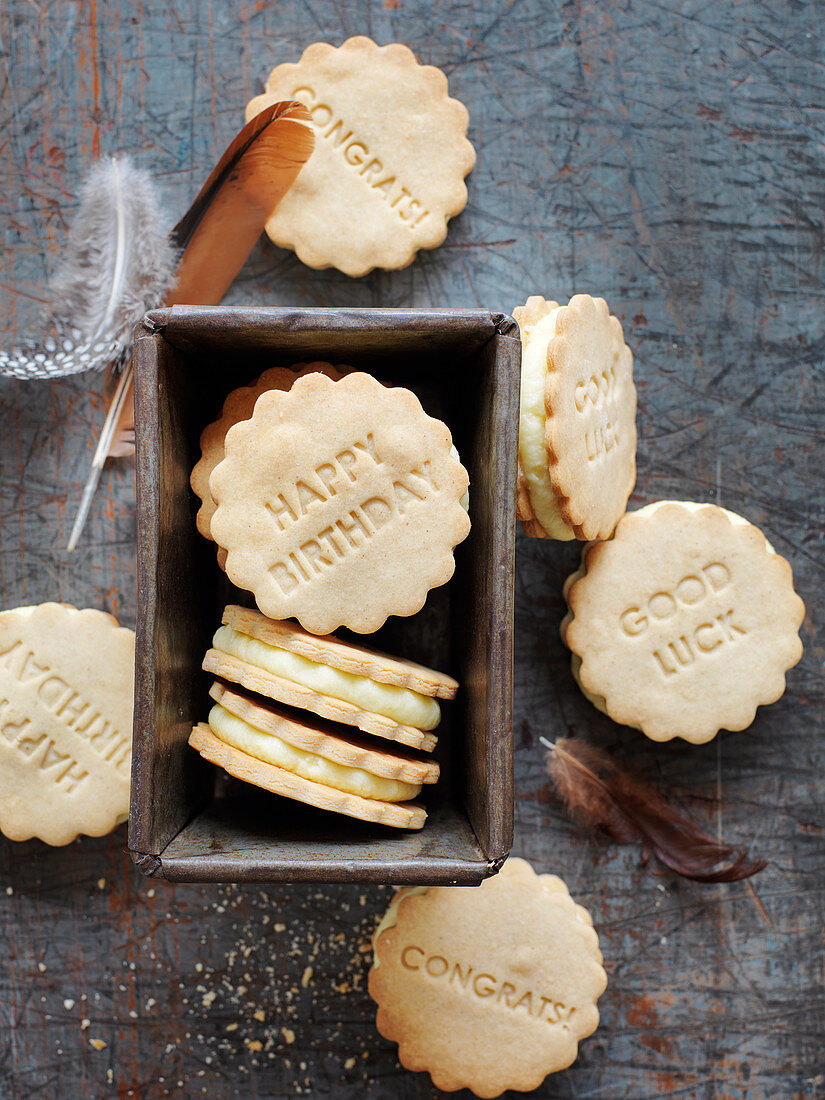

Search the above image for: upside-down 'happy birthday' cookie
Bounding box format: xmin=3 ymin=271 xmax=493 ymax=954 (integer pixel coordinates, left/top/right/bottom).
xmin=562 ymin=501 xmax=805 ymax=743
xmin=0 ymin=603 xmax=134 ymax=845
xmin=514 ymin=294 xmax=637 ymax=541
xmin=368 ymin=857 xmax=607 ymax=1097
xmin=245 ymin=36 xmax=476 ymax=276
xmin=209 ymin=372 xmax=470 ymax=635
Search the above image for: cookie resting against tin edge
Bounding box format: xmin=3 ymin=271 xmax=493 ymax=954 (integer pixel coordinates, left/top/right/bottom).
xmin=246 ymin=36 xmax=475 ymax=277
xmin=514 ymin=293 xmax=637 ymax=541
xmin=369 ymin=857 xmax=607 ymax=1098
xmin=0 ymin=604 xmax=134 ymax=845
xmin=562 ymin=501 xmax=805 ymax=743
xmin=208 ymin=372 xmax=471 ymax=636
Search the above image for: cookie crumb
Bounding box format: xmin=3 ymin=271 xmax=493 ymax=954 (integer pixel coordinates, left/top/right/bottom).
xmin=97 ymin=879 xmax=106 ymax=890
xmin=253 ymin=1010 xmax=265 ymax=1022
xmin=89 ymin=1038 xmax=107 ymax=1051
xmin=63 ymin=999 xmax=75 ymax=1010
xmin=344 ymin=1057 xmax=356 ymax=1070
xmin=301 ymin=966 xmax=313 ymax=988
xmin=281 ymin=1027 xmax=295 ymax=1044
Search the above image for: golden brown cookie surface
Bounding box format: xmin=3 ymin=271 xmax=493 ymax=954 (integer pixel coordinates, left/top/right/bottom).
xmin=245 ymin=37 xmax=475 ymax=276
xmin=0 ymin=604 xmax=134 ymax=845
xmin=209 ymin=372 xmax=470 ymax=635
xmin=564 ymin=501 xmax=805 ymax=742
xmin=369 ymin=858 xmax=606 ymax=1097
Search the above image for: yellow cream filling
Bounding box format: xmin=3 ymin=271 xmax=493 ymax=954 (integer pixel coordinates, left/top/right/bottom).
xmin=519 ymin=308 xmax=575 ymax=540
xmin=208 ymin=704 xmax=420 ymax=802
xmin=213 ymin=625 xmax=441 ymax=731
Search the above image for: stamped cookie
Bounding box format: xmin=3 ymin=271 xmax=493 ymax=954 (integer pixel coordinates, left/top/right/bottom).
xmin=0 ymin=604 xmax=134 ymax=845
xmin=201 ymin=605 xmax=457 ymax=752
xmin=190 ymin=362 xmax=346 ymax=549
xmin=369 ymin=857 xmax=607 ymax=1096
xmin=209 ymin=372 xmax=471 ymax=635
xmin=245 ymin=37 xmax=475 ymax=276
xmin=514 ymin=294 xmax=637 ymax=541
xmin=563 ymin=501 xmax=805 ymax=743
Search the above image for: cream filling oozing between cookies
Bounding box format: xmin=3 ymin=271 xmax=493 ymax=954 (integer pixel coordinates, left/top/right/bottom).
xmin=563 ymin=501 xmax=777 ymax=722
xmin=208 ymin=704 xmax=420 ymax=802
xmin=212 ymin=625 xmax=441 ymax=731
xmin=518 ymin=309 xmax=576 ymax=540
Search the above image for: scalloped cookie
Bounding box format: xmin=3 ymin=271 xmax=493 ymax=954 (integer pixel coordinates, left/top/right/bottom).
xmin=245 ymin=36 xmax=475 ymax=276
xmin=369 ymin=857 xmax=607 ymax=1097
xmin=209 ymin=372 xmax=471 ymax=635
xmin=563 ymin=501 xmax=805 ymax=743
xmin=514 ymin=294 xmax=637 ymax=541
xmin=0 ymin=604 xmax=134 ymax=845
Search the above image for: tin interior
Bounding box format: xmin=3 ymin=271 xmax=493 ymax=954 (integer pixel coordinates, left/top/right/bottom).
xmin=129 ymin=306 xmax=518 ymax=884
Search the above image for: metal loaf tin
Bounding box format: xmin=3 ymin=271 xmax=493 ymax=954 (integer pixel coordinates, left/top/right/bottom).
xmin=128 ymin=305 xmax=519 ymax=885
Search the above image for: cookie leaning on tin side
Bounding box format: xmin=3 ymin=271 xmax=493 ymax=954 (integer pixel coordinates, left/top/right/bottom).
xmin=562 ymin=501 xmax=805 ymax=743
xmin=368 ymin=857 xmax=607 ymax=1097
xmin=0 ymin=604 xmax=134 ymax=845
xmin=209 ymin=372 xmax=471 ymax=635
xmin=514 ymin=294 xmax=637 ymax=541
xmin=246 ymin=36 xmax=475 ymax=277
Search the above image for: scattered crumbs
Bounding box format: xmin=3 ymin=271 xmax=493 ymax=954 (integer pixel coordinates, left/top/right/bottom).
xmin=107 ymin=1070 xmax=113 ymax=1085
xmin=37 ymin=963 xmax=46 ymax=972
xmin=195 ymin=963 xmax=204 ymax=973
xmin=661 ymin=936 xmax=668 ymax=945
xmin=146 ymin=998 xmax=156 ymax=1009
xmin=246 ymin=1039 xmax=263 ymax=1052
xmin=202 ymin=991 xmax=216 ymax=1008
xmin=226 ymin=1023 xmax=238 ymax=1033
xmin=147 ymin=888 xmax=155 ymax=898
xmin=274 ymin=923 xmax=286 ymax=933
xmin=344 ymin=1057 xmax=356 ymax=1070
xmin=253 ymin=1010 xmax=266 ymax=1022
xmin=81 ymin=1019 xmax=90 ymax=1030
xmin=359 ymin=895 xmax=366 ymax=906
xmin=89 ymin=1038 xmax=107 ymax=1051
xmin=5 ymin=887 xmax=12 ymax=896
xmin=281 ymin=1027 xmax=295 ymax=1044
xmin=656 ymin=883 xmax=667 ymax=893
xmin=97 ymin=879 xmax=106 ymax=890
xmin=129 ymin=1011 xmax=138 ymax=1019
xmin=301 ymin=967 xmax=313 ymax=988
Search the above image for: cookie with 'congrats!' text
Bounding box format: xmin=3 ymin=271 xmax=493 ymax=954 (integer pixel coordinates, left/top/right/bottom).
xmin=562 ymin=501 xmax=805 ymax=743
xmin=514 ymin=294 xmax=637 ymax=541
xmin=209 ymin=372 xmax=470 ymax=635
xmin=368 ymin=857 xmax=607 ymax=1097
xmin=246 ymin=36 xmax=475 ymax=276
xmin=0 ymin=604 xmax=134 ymax=845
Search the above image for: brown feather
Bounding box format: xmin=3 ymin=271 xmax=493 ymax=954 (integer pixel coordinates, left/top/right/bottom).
xmin=546 ymin=737 xmax=766 ymax=883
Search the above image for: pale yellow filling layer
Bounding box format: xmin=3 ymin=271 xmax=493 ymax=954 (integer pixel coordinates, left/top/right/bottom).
xmin=213 ymin=625 xmax=441 ymax=731
xmin=208 ymin=704 xmax=420 ymax=802
xmin=518 ymin=308 xmax=575 ymax=540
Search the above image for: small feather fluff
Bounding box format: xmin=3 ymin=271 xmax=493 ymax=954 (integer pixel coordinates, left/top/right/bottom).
xmin=0 ymin=156 xmax=175 ymax=380
xmin=545 ymin=737 xmax=767 ymax=883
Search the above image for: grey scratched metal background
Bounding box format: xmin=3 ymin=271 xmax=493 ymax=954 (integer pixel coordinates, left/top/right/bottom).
xmin=1 ymin=2 xmax=823 ymax=1097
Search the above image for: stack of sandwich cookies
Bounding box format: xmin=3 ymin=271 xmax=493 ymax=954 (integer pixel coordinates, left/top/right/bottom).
xmin=368 ymin=857 xmax=607 ymax=1096
xmin=208 ymin=370 xmax=470 ymax=635
xmin=514 ymin=293 xmax=637 ymax=541
xmin=562 ymin=501 xmax=805 ymax=743
xmin=190 ymin=604 xmax=457 ymax=828
xmin=189 ymin=362 xmax=346 ymax=567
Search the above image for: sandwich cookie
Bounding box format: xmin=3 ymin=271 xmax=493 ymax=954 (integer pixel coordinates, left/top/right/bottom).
xmin=189 ymin=682 xmax=436 ymax=829
xmin=202 ymin=605 xmax=457 ymax=753
xmin=209 ymin=371 xmax=471 ymax=635
xmin=246 ymin=36 xmax=475 ymax=276
xmin=190 ymin=362 xmax=346 ymax=562
xmin=368 ymin=857 xmax=607 ymax=1096
xmin=514 ymin=294 xmax=637 ymax=541
xmin=0 ymin=604 xmax=134 ymax=845
xmin=562 ymin=501 xmax=805 ymax=743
